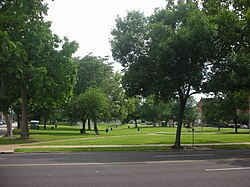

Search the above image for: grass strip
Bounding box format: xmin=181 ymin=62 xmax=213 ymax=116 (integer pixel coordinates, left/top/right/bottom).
xmin=210 ymin=144 xmax=250 ymax=150
xmin=15 ymin=146 xmax=172 ymax=153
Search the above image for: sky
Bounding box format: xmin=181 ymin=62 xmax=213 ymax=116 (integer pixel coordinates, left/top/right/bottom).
xmin=44 ymin=0 xmax=167 ymax=70
xmin=44 ymin=0 xmax=204 ymax=101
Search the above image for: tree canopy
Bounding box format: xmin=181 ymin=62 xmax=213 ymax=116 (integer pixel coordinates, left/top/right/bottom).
xmin=111 ymin=2 xmax=217 ymax=148
xmin=0 ymin=0 xmax=78 ymax=138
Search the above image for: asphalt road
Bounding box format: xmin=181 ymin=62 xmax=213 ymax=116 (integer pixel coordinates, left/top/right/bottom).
xmin=0 ymin=150 xmax=249 ymax=187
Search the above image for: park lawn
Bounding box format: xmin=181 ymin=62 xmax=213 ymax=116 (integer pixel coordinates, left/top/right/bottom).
xmin=1 ymin=124 xmax=249 ymax=146
xmin=13 ymin=124 xmax=250 ymax=146
xmin=30 ymin=131 xmax=250 ymax=146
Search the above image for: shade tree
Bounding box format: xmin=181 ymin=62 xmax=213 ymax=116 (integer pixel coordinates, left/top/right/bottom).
xmin=111 ymin=2 xmax=216 ymax=148
xmin=0 ymin=0 xmax=78 ymax=138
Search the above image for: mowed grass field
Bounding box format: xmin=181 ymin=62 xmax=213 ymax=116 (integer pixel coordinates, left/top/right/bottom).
xmin=1 ymin=123 xmax=249 ymax=146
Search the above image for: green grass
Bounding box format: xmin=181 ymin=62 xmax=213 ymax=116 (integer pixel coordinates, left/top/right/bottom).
xmin=15 ymin=146 xmax=171 ymax=153
xmin=1 ymin=124 xmax=250 ymax=151
xmin=210 ymin=144 xmax=250 ymax=150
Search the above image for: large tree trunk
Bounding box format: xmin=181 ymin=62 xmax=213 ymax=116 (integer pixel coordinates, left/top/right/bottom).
xmin=93 ymin=117 xmax=99 ymax=135
xmin=173 ymin=92 xmax=188 ymax=149
xmin=233 ymin=111 xmax=238 ymax=134
xmin=43 ymin=107 xmax=49 ymax=129
xmin=88 ymin=118 xmax=91 ymax=130
xmin=17 ymin=109 xmax=21 ymax=129
xmin=81 ymin=118 xmax=87 ymax=134
xmin=3 ymin=113 xmax=13 ymax=139
xmin=20 ymin=85 xmax=29 ymax=139
xmin=44 ymin=115 xmax=47 ymax=129
xmin=134 ymin=118 xmax=138 ymax=128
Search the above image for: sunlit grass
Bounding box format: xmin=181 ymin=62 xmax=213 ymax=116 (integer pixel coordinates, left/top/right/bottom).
xmin=15 ymin=146 xmax=172 ymax=153
xmin=1 ymin=124 xmax=249 ymax=146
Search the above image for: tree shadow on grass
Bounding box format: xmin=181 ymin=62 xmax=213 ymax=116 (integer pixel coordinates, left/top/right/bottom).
xmin=223 ymin=132 xmax=250 ymax=135
xmin=0 ymin=138 xmax=39 ymax=145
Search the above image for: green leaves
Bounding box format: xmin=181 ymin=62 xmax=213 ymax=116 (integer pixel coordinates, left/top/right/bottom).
xmin=111 ymin=11 xmax=148 ymax=67
xmin=78 ymin=88 xmax=109 ymax=120
xmin=1 ymin=0 xmax=79 ymax=137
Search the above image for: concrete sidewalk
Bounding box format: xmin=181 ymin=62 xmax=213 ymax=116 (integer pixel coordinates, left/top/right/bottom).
xmin=1 ymin=142 xmax=250 ymax=154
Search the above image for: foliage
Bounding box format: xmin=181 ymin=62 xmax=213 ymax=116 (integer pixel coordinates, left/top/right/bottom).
xmin=123 ymin=96 xmax=141 ymax=127
xmin=111 ymin=2 xmax=216 ymax=148
xmin=0 ymin=0 xmax=78 ymax=138
xmin=78 ymin=88 xmax=109 ymax=134
xmin=74 ymin=55 xmax=113 ymax=95
xmin=202 ymin=91 xmax=249 ymax=132
xmin=73 ymin=54 xmax=125 ymax=122
xmin=203 ymin=0 xmax=250 ymax=94
xmin=202 ymin=97 xmax=224 ymax=128
xmin=140 ymin=95 xmax=159 ymax=125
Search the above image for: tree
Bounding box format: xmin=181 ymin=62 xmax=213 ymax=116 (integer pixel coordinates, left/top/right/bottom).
xmin=183 ymin=97 xmax=198 ymax=126
xmin=140 ymin=95 xmax=159 ymax=126
xmin=105 ymin=73 xmax=126 ymax=123
xmin=111 ymin=2 xmax=216 ymax=148
xmin=0 ymin=0 xmax=51 ymax=138
xmin=156 ymin=101 xmax=173 ymax=123
xmin=0 ymin=1 xmax=78 ymax=138
xmin=76 ymin=94 xmax=88 ymax=134
xmin=79 ymin=88 xmax=109 ymax=135
xmin=202 ymin=1 xmax=250 ymax=133
xmin=74 ymin=54 xmax=113 ymax=95
xmin=202 ymin=98 xmax=223 ymax=129
xmin=202 ymin=92 xmax=249 ymax=132
xmin=65 ymin=96 xmax=82 ymax=127
xmin=124 ymin=97 xmax=141 ymax=127
xmin=220 ymin=91 xmax=249 ymax=133
xmin=30 ymin=38 xmax=78 ymax=129
xmin=74 ymin=54 xmax=125 ymax=124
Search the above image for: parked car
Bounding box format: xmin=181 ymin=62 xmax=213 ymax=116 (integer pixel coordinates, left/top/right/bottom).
xmin=0 ymin=120 xmax=6 ymax=125
xmin=240 ymin=125 xmax=248 ymax=129
xmin=30 ymin=120 xmax=40 ymax=129
xmin=228 ymin=124 xmax=242 ymax=128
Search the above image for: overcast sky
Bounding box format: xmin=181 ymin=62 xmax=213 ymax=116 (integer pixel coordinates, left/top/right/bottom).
xmin=44 ymin=0 xmax=204 ymax=100
xmin=44 ymin=0 xmax=167 ymax=69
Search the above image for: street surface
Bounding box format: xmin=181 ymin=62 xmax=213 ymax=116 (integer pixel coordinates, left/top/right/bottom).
xmin=0 ymin=150 xmax=250 ymax=187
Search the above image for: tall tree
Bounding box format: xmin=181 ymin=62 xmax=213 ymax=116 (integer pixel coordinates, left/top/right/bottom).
xmin=0 ymin=0 xmax=51 ymax=138
xmin=111 ymin=2 xmax=216 ymax=148
xmin=203 ymin=0 xmax=250 ymax=94
xmin=125 ymin=97 xmax=141 ymax=127
xmin=140 ymin=95 xmax=159 ymax=126
xmin=201 ymin=98 xmax=223 ymax=128
xmin=74 ymin=54 xmax=125 ymax=123
xmin=0 ymin=0 xmax=78 ymax=138
xmin=74 ymin=54 xmax=113 ymax=95
xmin=30 ymin=37 xmax=78 ymax=129
xmin=202 ymin=0 xmax=250 ymax=133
